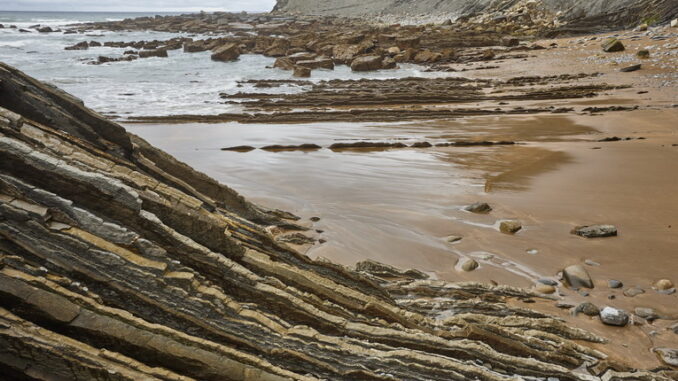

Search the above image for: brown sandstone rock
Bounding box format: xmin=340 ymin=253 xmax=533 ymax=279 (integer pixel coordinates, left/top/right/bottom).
xmin=211 ymin=43 xmax=240 ymax=62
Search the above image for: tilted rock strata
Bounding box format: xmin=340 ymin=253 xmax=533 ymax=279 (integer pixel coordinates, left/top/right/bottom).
xmin=0 ymin=62 xmax=673 ymax=380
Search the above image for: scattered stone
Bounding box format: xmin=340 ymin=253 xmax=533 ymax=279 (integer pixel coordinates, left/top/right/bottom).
xmin=655 ymin=279 xmax=674 ymax=291
xmin=464 ymin=202 xmax=492 ymax=214
xmin=572 ymin=225 xmax=617 ymax=238
xmin=636 ymin=49 xmax=650 ymax=59
xmin=556 ymin=302 xmax=575 ymax=309
xmin=608 ymin=280 xmax=623 ymax=289
xmin=293 ymin=66 xmax=311 ymax=78
xmin=526 ymin=248 xmax=539 ymax=255
xmin=636 ymin=23 xmax=648 ymax=32
xmin=654 ymin=348 xmax=678 ymax=367
xmin=602 ymin=38 xmax=625 ymax=52
xmin=578 ymin=289 xmax=590 ymax=297
xmin=634 ymin=307 xmax=659 ymax=321
xmin=563 ymin=265 xmax=594 ymax=289
xmin=211 ymin=43 xmax=240 ymax=62
xmin=460 ymin=258 xmax=479 ymax=272
xmin=37 ymin=26 xmax=54 ymax=33
xmin=620 ymin=64 xmax=641 ymax=72
xmin=623 ymin=286 xmax=645 ymax=297
xmin=499 ymin=220 xmax=522 ymax=234
xmin=575 ymin=302 xmax=600 ymax=316
xmin=310 ymin=217 xmax=320 ymax=222
xmin=600 ymin=306 xmax=629 ymax=326
xmin=671 ymin=18 xmax=678 ymax=28
xmin=584 ymin=259 xmax=600 ymax=266
xmin=446 ymin=235 xmax=462 ymax=243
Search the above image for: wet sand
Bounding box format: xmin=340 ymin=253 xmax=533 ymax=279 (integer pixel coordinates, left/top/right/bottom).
xmin=125 ymin=26 xmax=678 ymax=368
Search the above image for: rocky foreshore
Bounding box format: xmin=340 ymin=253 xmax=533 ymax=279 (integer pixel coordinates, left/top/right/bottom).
xmin=1 ymin=56 xmax=676 ymax=381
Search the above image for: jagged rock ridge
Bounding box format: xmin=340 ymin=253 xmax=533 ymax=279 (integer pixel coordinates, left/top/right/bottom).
xmin=0 ymin=62 xmax=673 ymax=380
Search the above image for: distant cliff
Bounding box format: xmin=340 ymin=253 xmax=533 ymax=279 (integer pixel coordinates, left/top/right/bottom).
xmin=273 ymin=0 xmax=678 ymax=30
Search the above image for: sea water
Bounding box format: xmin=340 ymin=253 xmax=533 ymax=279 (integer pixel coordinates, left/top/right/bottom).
xmin=0 ymin=11 xmax=454 ymax=118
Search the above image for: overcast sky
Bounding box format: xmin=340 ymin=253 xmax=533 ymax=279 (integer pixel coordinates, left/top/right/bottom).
xmin=0 ymin=0 xmax=277 ymax=12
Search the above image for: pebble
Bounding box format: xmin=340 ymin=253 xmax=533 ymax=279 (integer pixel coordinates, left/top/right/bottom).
xmin=608 ymin=279 xmax=623 ymax=288
xmin=460 ymin=258 xmax=479 ymax=272
xmin=584 ymin=259 xmax=600 ymax=266
xmin=446 ymin=235 xmax=462 ymax=243
xmin=655 ymin=279 xmax=674 ymax=290
xmin=556 ymin=302 xmax=575 ymax=309
xmin=575 ymin=302 xmax=600 ymax=316
xmin=499 ymin=220 xmax=522 ymax=234
xmin=526 ymin=248 xmax=539 ymax=255
xmin=623 ymin=286 xmax=645 ymax=297
xmin=464 ymin=202 xmax=492 ymax=213
xmin=600 ymin=306 xmax=629 ymax=326
xmin=571 ymin=225 xmax=617 ymax=238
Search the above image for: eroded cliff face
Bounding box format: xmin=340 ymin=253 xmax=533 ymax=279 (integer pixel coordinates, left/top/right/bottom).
xmin=273 ymin=0 xmax=678 ymax=30
xmin=0 ymin=62 xmax=673 ymax=380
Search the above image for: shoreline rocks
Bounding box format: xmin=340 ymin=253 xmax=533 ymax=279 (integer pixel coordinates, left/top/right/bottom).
xmin=572 ymin=225 xmax=618 ymax=238
xmin=563 ymin=264 xmax=594 ymax=289
xmin=211 ymin=43 xmax=240 ymax=62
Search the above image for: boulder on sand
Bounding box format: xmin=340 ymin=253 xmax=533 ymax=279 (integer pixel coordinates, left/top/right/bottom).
xmin=601 ymin=38 xmax=625 ymax=52
xmin=499 ymin=220 xmax=522 ymax=234
xmin=211 ymin=43 xmax=240 ymax=62
xmin=351 ymin=55 xmax=384 ymax=71
xmin=599 ymin=306 xmax=629 ymax=326
xmin=572 ymin=225 xmax=617 ymax=238
xmin=464 ymin=202 xmax=492 ymax=213
xmin=563 ymin=264 xmax=594 ymax=289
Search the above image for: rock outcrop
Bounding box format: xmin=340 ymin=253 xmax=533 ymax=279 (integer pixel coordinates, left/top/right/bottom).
xmin=0 ymin=62 xmax=674 ymax=380
xmin=273 ymin=0 xmax=678 ymax=31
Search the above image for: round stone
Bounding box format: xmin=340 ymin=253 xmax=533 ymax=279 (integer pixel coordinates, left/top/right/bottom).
xmin=575 ymin=302 xmax=600 ymax=316
xmin=608 ymin=279 xmax=623 ymax=289
xmin=655 ymin=279 xmax=674 ymax=291
xmin=460 ymin=258 xmax=479 ymax=272
xmin=600 ymin=306 xmax=629 ymax=326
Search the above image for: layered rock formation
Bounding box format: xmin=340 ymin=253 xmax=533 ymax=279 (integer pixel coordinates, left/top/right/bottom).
xmin=1 ymin=62 xmax=675 ymax=380
xmin=273 ymin=0 xmax=678 ymax=30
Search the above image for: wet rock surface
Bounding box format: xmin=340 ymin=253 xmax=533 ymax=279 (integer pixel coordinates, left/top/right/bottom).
xmin=572 ymin=225 xmax=618 ymax=238
xmin=600 ymin=307 xmax=630 ymax=326
xmin=5 ymin=61 xmax=674 ymax=380
xmin=563 ymin=264 xmax=594 ymax=289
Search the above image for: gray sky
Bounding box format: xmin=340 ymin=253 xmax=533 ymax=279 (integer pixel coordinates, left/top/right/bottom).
xmin=0 ymin=0 xmax=277 ymax=12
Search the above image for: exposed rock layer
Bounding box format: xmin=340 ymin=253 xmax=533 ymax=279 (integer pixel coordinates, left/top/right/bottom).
xmin=0 ymin=62 xmax=674 ymax=380
xmin=273 ymin=0 xmax=678 ymax=31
